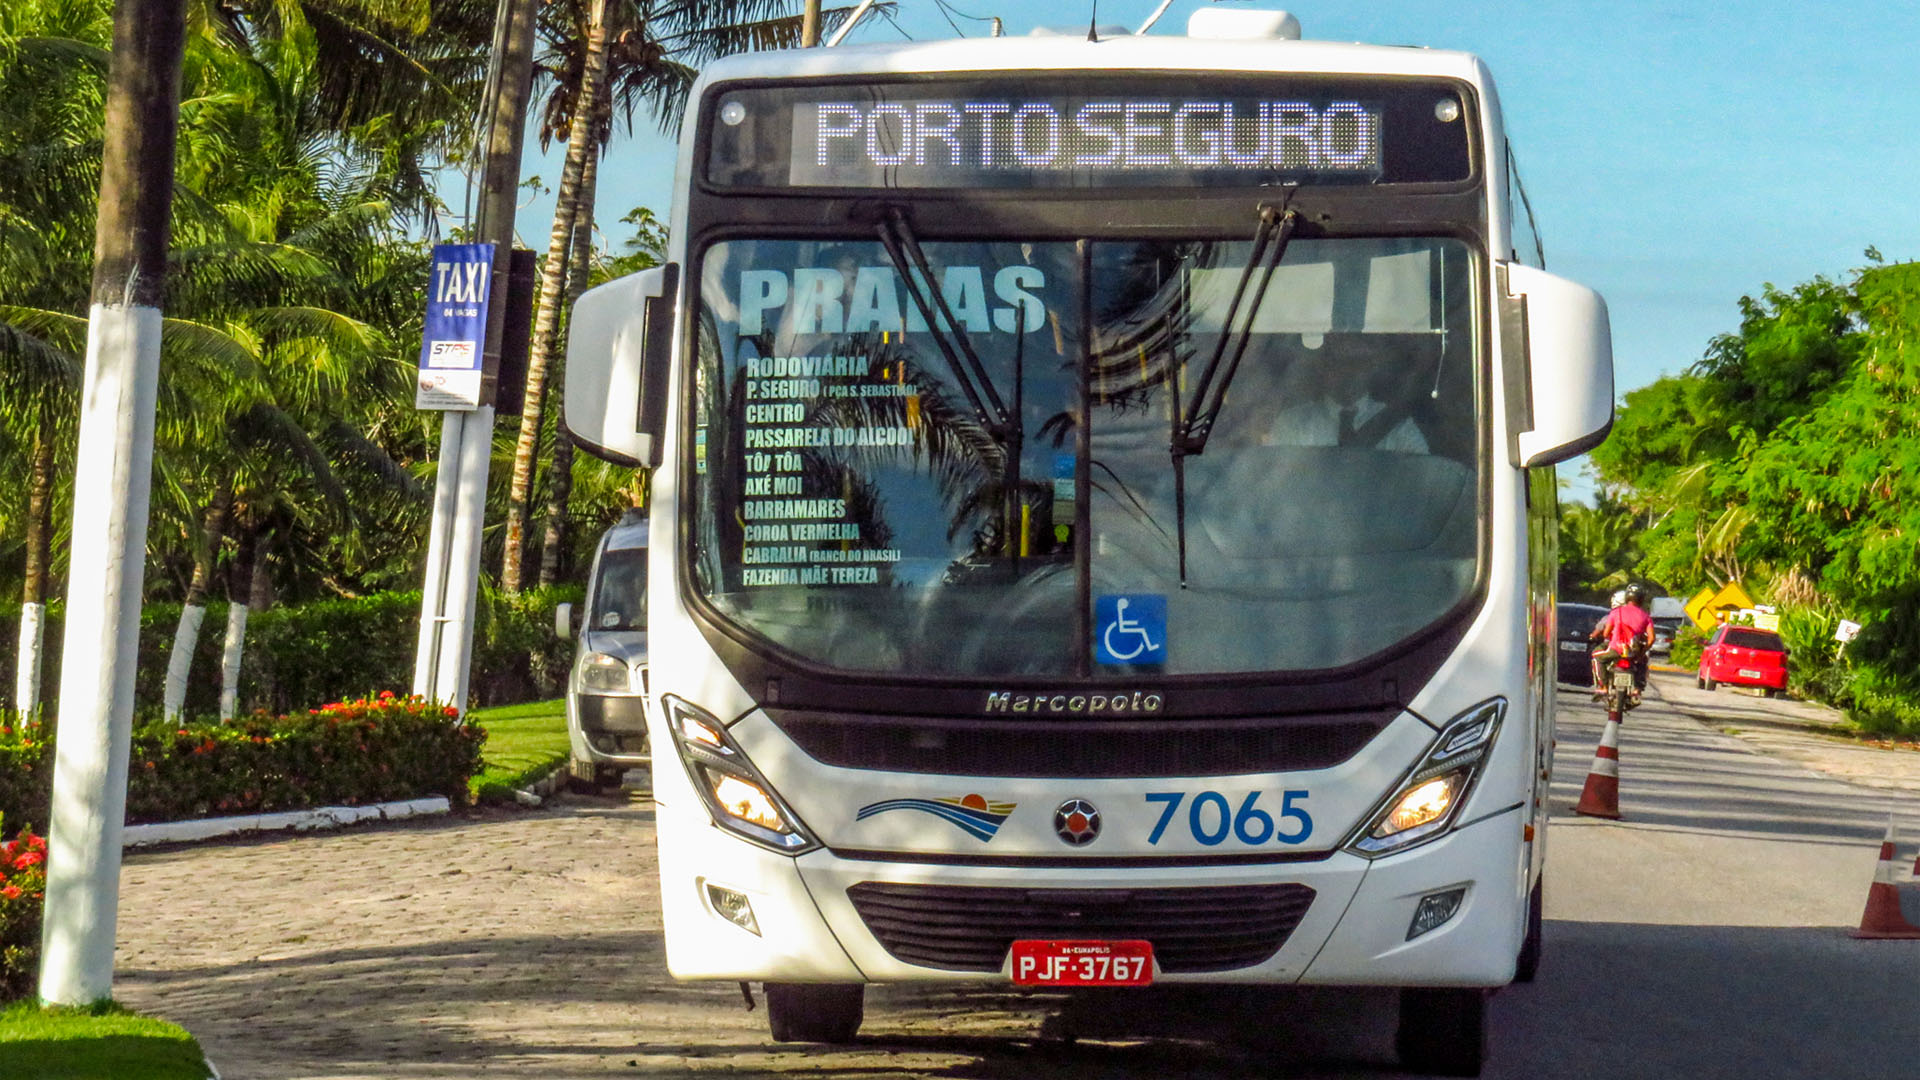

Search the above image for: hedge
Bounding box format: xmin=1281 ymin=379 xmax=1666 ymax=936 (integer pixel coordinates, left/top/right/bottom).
xmin=0 ymin=695 xmax=487 ymax=834
xmin=3 ymin=586 xmax=581 ymax=717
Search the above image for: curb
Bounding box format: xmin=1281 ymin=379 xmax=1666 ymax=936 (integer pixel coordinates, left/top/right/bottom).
xmin=122 ymin=796 xmax=451 ymax=848
xmin=510 ymin=762 xmax=570 ymax=807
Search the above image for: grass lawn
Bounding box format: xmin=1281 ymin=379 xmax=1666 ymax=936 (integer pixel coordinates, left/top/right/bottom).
xmin=467 ymin=697 xmax=570 ymax=803
xmin=0 ymin=1001 xmax=208 ymax=1079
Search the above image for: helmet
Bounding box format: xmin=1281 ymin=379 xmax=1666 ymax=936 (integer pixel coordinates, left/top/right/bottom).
xmin=1610 ymin=589 xmax=1627 ymax=607
xmin=1624 ymin=584 xmax=1649 ymax=606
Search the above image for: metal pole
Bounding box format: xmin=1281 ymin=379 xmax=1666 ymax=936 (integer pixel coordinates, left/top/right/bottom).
xmin=825 ymin=0 xmax=878 ymax=46
xmin=39 ymin=0 xmax=186 ymax=1006
xmin=413 ymin=0 xmax=514 ymax=702
xmin=414 ymin=0 xmax=539 ymax=714
xmin=412 ymin=410 xmax=465 ymax=697
xmin=435 ymin=402 xmax=497 ymax=710
xmin=802 ymin=0 xmax=822 ymax=46
xmin=1135 ymin=0 xmax=1178 ymax=34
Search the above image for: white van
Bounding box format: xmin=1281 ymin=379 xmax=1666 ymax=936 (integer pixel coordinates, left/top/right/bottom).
xmin=557 ymin=510 xmax=649 ymax=790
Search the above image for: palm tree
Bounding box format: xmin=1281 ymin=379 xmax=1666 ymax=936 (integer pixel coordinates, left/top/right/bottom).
xmin=499 ymin=0 xmax=830 ymax=591
xmin=155 ymin=15 xmax=434 ymax=715
xmin=0 ymin=0 xmax=111 ymax=714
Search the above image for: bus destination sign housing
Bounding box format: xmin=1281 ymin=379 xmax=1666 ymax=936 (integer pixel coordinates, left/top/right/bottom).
xmin=706 ymin=75 xmax=1473 ymax=190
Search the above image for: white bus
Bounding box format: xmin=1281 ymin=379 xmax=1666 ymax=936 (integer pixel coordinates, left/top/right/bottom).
xmin=564 ymin=10 xmax=1611 ymax=1075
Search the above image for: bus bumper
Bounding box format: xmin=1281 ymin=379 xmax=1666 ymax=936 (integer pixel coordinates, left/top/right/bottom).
xmin=659 ymin=805 xmax=1523 ymax=986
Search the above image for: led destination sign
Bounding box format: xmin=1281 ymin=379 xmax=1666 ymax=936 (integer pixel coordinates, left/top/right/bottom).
xmin=705 ymin=75 xmax=1473 ymax=189
xmin=808 ymin=98 xmax=1381 ymax=176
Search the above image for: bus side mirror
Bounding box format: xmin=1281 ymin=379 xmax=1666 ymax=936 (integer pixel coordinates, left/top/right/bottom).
xmin=563 ymin=263 xmax=679 ymax=467
xmin=1500 ymin=262 xmax=1614 ymax=468
xmin=554 ymin=602 xmax=574 ymax=640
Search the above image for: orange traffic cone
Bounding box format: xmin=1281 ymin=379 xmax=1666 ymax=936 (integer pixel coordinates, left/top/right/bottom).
xmin=1572 ymin=716 xmax=1623 ymax=820
xmin=1853 ymin=816 xmax=1920 ymax=939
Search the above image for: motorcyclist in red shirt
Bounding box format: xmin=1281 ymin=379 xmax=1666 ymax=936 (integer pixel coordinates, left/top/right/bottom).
xmin=1590 ymin=584 xmax=1655 ymax=702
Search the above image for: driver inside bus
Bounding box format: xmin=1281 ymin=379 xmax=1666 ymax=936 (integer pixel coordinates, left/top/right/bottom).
xmin=1262 ymin=340 xmax=1428 ymax=453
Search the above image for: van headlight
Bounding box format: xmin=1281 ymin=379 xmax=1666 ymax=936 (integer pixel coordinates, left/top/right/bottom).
xmin=578 ymin=652 xmax=631 ymax=692
xmin=663 ymin=695 xmax=817 ymax=854
xmin=1344 ymin=698 xmax=1506 ymax=858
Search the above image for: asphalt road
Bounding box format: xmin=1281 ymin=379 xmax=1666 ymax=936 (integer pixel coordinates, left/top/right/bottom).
xmin=99 ymin=684 xmax=1920 ymax=1079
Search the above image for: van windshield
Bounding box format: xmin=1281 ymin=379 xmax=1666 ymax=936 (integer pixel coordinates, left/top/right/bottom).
xmin=590 ymin=547 xmax=647 ymax=632
xmin=688 ymin=235 xmax=1480 ymax=676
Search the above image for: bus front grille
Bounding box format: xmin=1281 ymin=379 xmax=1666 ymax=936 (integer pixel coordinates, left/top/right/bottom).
xmin=767 ymin=710 xmax=1387 ymax=777
xmin=845 ymin=882 xmax=1317 ymax=973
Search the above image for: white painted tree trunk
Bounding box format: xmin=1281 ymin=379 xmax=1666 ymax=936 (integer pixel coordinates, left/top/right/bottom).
xmin=162 ymin=603 xmax=204 ymax=721
xmin=218 ymin=602 xmax=248 ymax=721
xmin=14 ymin=601 xmax=45 ymax=716
xmin=41 ymin=302 xmax=164 ymax=1005
xmin=40 ymin=0 xmax=188 ymax=1008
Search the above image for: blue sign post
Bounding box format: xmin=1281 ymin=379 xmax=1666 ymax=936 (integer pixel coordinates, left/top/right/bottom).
xmin=415 ymin=243 xmax=495 ymax=409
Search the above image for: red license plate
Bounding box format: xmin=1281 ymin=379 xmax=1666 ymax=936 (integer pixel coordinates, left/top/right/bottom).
xmin=1010 ymin=940 xmax=1154 ymax=986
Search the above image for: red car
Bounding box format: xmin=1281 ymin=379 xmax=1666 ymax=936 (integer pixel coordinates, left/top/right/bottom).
xmin=1697 ymin=625 xmax=1789 ymax=696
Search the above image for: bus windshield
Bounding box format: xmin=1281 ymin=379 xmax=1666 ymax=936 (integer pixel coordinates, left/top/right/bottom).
xmin=690 ymin=235 xmax=1478 ymax=677
xmin=589 ymin=546 xmax=647 ymax=632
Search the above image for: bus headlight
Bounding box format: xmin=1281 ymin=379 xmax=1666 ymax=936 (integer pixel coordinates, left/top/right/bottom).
xmin=1345 ymin=698 xmax=1506 ymax=858
xmin=578 ymin=652 xmax=631 ymax=692
xmin=663 ymin=695 xmax=818 ymax=854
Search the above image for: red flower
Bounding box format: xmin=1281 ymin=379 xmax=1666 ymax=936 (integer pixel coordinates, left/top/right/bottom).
xmin=1 ymin=885 xmax=20 ymax=901
xmin=13 ymin=852 xmax=43 ymax=870
xmin=379 ymin=690 xmax=395 ymax=700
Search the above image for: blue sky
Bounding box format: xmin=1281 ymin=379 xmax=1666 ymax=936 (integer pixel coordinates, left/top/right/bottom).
xmin=504 ymin=1 xmax=1920 ymax=493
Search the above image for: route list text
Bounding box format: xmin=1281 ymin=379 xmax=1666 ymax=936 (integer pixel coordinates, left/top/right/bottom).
xmin=738 ymin=352 xmax=906 ymax=587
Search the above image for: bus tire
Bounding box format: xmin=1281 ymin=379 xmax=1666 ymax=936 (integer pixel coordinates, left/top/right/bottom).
xmin=765 ymin=983 xmax=864 ymax=1043
xmin=1396 ymin=987 xmax=1487 ymax=1077
xmin=1514 ymin=876 xmax=1544 ymax=983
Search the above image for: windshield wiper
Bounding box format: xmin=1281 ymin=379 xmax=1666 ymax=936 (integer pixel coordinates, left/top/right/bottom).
xmin=875 ymin=207 xmax=1016 ymax=446
xmin=1169 ymin=203 xmax=1298 ymax=586
xmin=874 ymin=207 xmax=1025 ymax=564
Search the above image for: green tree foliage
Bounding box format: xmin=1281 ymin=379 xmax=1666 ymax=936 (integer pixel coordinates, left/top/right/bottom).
xmin=1556 ymin=495 xmax=1647 ymax=603
xmin=1594 ymin=255 xmax=1920 ymax=731
xmin=1 ymin=0 xmax=724 ymax=712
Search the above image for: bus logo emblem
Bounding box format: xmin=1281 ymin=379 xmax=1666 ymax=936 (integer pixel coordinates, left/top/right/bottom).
xmin=856 ymin=794 xmax=1016 ymax=842
xmin=1054 ymin=799 xmax=1102 ymax=846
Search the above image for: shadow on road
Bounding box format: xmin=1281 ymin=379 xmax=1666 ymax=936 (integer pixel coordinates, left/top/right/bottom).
xmin=1552 ymin=691 xmax=1917 ymax=845
xmin=1493 ymin=920 xmax=1920 ymax=1080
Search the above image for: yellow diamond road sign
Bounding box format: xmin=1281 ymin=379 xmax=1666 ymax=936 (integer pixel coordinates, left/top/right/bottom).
xmin=1687 ymin=582 xmax=1755 ymax=630
xmin=1684 ymin=587 xmax=1717 ymax=629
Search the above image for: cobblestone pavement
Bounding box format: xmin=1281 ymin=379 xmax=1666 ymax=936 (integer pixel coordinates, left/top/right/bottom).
xmin=111 ymin=681 xmax=1920 ymax=1079
xmin=113 ymin=796 xmax=1316 ymax=1080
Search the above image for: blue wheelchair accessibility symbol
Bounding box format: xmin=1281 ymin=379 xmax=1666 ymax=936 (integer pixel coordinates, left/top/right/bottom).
xmin=1095 ymin=594 xmax=1167 ymax=666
